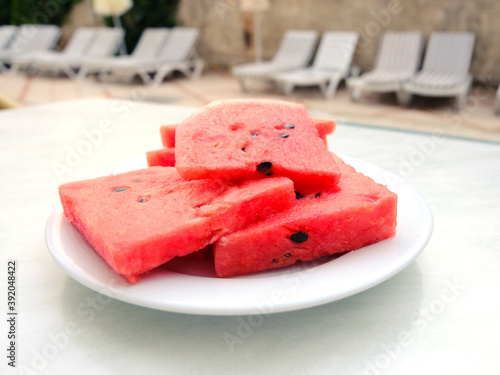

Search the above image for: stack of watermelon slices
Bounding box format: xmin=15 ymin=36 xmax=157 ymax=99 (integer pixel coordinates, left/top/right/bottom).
xmin=59 ymin=99 xmax=397 ymax=283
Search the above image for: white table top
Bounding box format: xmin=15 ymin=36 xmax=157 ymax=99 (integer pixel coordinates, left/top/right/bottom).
xmin=1 ymin=98 xmax=499 ymax=375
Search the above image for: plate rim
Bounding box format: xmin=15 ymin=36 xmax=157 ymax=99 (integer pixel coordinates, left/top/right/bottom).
xmin=45 ymin=155 xmax=433 ymax=315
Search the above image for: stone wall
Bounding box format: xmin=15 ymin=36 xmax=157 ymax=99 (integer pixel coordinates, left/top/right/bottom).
xmin=61 ymin=0 xmax=104 ymax=47
xmin=177 ymin=0 xmax=500 ymax=82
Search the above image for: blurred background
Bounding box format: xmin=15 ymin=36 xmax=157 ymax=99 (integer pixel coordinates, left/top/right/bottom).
xmin=0 ymin=0 xmax=499 ymax=141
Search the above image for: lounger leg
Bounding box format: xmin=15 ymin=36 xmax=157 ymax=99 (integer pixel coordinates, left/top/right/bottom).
xmin=191 ymin=60 xmax=205 ymax=79
xmin=325 ymin=78 xmax=341 ymax=99
xmin=64 ymin=67 xmax=79 ymax=80
xmin=154 ymin=68 xmax=171 ymax=85
xmin=456 ymin=80 xmax=473 ymax=111
xmin=318 ymin=82 xmax=327 ymax=97
xmin=495 ymin=97 xmax=500 ymax=116
xmin=455 ymin=76 xmax=474 ymax=111
xmin=396 ymin=90 xmax=412 ymax=106
xmin=237 ymin=77 xmax=247 ymax=92
xmin=350 ymin=66 xmax=361 ymax=78
xmin=76 ymin=67 xmax=88 ymax=80
xmin=179 ymin=67 xmax=193 ymax=79
xmin=139 ymin=70 xmax=153 ymax=85
xmin=349 ymin=85 xmax=362 ymax=102
xmin=238 ymin=77 xmax=254 ymax=92
xmin=153 ymin=72 xmax=164 ymax=85
xmin=455 ymin=93 xmax=467 ymax=112
xmin=282 ymin=82 xmax=295 ymax=96
xmin=26 ymin=66 xmax=39 ymax=77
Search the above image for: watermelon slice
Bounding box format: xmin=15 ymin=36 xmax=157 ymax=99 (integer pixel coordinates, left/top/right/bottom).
xmin=214 ymin=155 xmax=398 ymax=277
xmin=160 ymin=118 xmax=335 ymax=149
xmin=160 ymin=124 xmax=177 ymax=148
xmin=312 ymin=118 xmax=336 ymax=145
xmin=174 ymin=99 xmax=340 ymax=190
xmin=151 ymin=118 xmax=336 ymax=169
xmin=59 ymin=167 xmax=296 ymax=282
xmin=146 ymin=147 xmax=175 ymax=167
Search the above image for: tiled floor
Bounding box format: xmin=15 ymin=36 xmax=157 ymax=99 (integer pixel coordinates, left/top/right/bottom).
xmin=1 ymin=70 xmax=499 ymax=142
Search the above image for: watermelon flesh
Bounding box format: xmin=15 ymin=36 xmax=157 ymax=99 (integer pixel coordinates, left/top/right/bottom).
xmin=160 ymin=118 xmax=335 ymax=149
xmin=150 ymin=117 xmax=336 ymax=169
xmin=174 ymin=99 xmax=340 ymax=191
xmin=146 ymin=147 xmax=175 ymax=167
xmin=312 ymin=118 xmax=336 ymax=145
xmin=160 ymin=124 xmax=177 ymax=148
xmin=59 ymin=167 xmax=296 ymax=282
xmin=214 ymin=155 xmax=398 ymax=277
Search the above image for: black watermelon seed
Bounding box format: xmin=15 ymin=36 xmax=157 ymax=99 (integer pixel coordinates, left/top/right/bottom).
xmin=138 ymin=197 xmax=148 ymax=203
xmin=271 ymin=259 xmax=279 ymax=263
xmin=290 ymin=231 xmax=308 ymax=244
xmin=266 ymin=172 xmax=274 ymax=176
xmin=315 ymin=193 xmax=321 ymax=198
xmin=112 ymin=187 xmax=128 ymax=192
xmin=278 ymin=133 xmax=289 ymax=138
xmin=284 ymin=253 xmax=292 ymax=257
xmin=251 ymin=132 xmax=259 ymax=137
xmin=295 ymin=191 xmax=304 ymax=200
xmin=284 ymin=124 xmax=295 ymax=129
xmin=257 ymin=161 xmax=273 ymax=173
xmin=132 ymin=179 xmax=141 ymax=183
xmin=242 ymin=148 xmax=247 ymax=152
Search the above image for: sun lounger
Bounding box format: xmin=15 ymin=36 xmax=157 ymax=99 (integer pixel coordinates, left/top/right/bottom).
xmin=402 ymin=31 xmax=475 ymax=108
xmin=346 ymin=31 xmax=423 ymax=103
xmin=152 ymin=27 xmax=203 ymax=84
xmin=273 ymin=31 xmax=358 ymax=98
xmin=81 ymin=27 xmax=201 ymax=85
xmin=12 ymin=27 xmax=96 ymax=76
xmin=0 ymin=26 xmax=17 ymax=50
xmin=232 ymin=30 xmax=319 ymax=92
xmin=68 ymin=27 xmax=125 ymax=78
xmin=80 ymin=27 xmax=170 ymax=82
xmin=14 ymin=27 xmax=124 ymax=78
xmin=0 ymin=24 xmax=60 ymax=72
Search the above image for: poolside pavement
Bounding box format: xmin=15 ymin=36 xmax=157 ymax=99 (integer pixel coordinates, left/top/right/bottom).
xmin=1 ymin=70 xmax=499 ymax=142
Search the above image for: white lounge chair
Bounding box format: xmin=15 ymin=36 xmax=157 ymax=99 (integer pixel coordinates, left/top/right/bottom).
xmin=68 ymin=27 xmax=125 ymax=78
xmin=80 ymin=27 xmax=170 ymax=83
xmin=273 ymin=31 xmax=358 ymax=98
xmin=0 ymin=26 xmax=17 ymax=50
xmin=0 ymin=24 xmax=60 ymax=72
xmin=152 ymin=27 xmax=204 ymax=84
xmin=12 ymin=27 xmax=96 ymax=77
xmin=346 ymin=31 xmax=423 ymax=103
xmin=232 ymin=30 xmax=319 ymax=92
xmin=12 ymin=27 xmax=124 ymax=78
xmin=85 ymin=27 xmax=203 ymax=85
xmin=402 ymin=32 xmax=475 ymax=108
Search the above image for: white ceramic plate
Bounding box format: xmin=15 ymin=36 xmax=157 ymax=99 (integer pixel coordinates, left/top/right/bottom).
xmin=45 ymin=156 xmax=433 ymax=316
